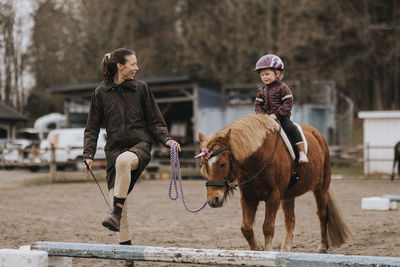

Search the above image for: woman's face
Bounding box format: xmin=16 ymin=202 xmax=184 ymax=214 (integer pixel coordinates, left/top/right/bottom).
xmin=259 ymin=69 xmax=277 ymax=85
xmin=119 ymin=54 xmax=139 ymax=80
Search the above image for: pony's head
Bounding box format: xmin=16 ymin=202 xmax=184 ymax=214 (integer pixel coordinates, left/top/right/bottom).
xmin=198 ymin=129 xmax=234 ymax=208
xmin=196 ymin=114 xmax=278 ymax=208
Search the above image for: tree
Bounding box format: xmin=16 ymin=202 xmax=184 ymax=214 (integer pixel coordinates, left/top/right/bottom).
xmin=25 ymin=0 xmax=400 ymax=117
xmin=26 ymin=0 xmax=71 ymax=121
xmin=0 ymin=0 xmax=30 ymax=113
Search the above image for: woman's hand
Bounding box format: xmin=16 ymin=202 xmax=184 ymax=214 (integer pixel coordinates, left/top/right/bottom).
xmin=83 ymin=159 xmax=93 ymax=172
xmin=165 ymin=139 xmax=181 ymax=152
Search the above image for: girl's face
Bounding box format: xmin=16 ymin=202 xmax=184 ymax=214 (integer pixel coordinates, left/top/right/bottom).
xmin=118 ymin=54 xmax=139 ymax=80
xmin=259 ymin=69 xmax=278 ymax=85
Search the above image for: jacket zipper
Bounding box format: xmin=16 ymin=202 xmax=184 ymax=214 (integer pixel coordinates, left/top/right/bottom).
xmin=118 ymin=86 xmax=128 ymax=150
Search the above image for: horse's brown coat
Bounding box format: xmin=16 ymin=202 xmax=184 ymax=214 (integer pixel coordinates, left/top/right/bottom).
xmin=199 ymin=114 xmax=350 ymax=252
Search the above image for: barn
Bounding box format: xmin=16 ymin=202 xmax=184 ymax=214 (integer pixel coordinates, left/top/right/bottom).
xmin=358 ymin=111 xmax=400 ymax=176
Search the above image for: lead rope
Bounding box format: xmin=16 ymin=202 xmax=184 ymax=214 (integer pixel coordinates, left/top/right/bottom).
xmin=168 ymin=144 xmax=207 ymax=212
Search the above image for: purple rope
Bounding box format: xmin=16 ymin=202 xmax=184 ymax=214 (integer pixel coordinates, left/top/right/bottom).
xmin=168 ymin=144 xmax=207 ymax=212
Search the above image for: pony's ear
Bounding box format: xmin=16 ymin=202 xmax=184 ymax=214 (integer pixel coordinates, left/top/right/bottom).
xmin=221 ymin=129 xmax=231 ymax=144
xmin=199 ymin=132 xmax=206 ymax=143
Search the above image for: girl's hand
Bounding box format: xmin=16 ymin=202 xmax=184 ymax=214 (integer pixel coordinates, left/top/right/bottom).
xmin=270 ymin=114 xmax=277 ymax=120
xmin=83 ymin=159 xmax=93 ymax=172
xmin=165 ymin=139 xmax=181 ymax=152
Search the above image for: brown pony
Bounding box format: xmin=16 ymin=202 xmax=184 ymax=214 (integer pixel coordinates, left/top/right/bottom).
xmin=198 ymin=114 xmax=350 ymax=253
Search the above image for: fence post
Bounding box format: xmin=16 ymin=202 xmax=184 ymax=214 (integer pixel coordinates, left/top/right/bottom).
xmin=366 ymin=142 xmax=370 ymax=177
xmin=49 ymin=144 xmax=56 ymax=182
xmin=18 ymin=147 xmax=23 ymax=163
xmin=0 ymin=147 xmax=4 ymax=163
xmin=30 ymin=146 xmax=35 ymax=164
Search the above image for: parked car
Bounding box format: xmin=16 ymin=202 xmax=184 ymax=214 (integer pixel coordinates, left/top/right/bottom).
xmin=41 ymin=128 xmax=106 ymax=171
xmin=0 ymin=138 xmax=41 ymax=171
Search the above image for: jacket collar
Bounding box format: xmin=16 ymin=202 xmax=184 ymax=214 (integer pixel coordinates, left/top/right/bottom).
xmin=266 ymin=79 xmax=281 ymax=89
xmin=103 ymin=79 xmax=137 ymax=91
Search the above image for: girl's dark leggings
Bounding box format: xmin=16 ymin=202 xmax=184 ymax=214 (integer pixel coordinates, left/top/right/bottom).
xmin=278 ymin=116 xmax=303 ymax=144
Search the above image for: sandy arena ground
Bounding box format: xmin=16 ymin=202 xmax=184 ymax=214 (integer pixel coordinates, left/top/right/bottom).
xmin=1 ymin=169 xmax=400 ymax=266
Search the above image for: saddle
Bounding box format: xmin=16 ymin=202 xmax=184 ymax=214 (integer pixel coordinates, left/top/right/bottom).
xmin=270 ymin=118 xmax=308 ymax=161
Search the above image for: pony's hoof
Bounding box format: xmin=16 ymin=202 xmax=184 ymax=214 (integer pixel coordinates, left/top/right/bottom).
xmin=318 ymin=248 xmax=328 ymax=254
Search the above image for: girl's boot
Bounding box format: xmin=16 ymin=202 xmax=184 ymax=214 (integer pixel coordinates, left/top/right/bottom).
xmin=102 ymin=197 xmax=125 ymax=231
xmin=296 ymin=142 xmax=309 ymax=164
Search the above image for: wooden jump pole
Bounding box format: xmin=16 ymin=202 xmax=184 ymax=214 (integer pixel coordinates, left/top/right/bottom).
xmin=31 ymin=241 xmax=400 ymax=266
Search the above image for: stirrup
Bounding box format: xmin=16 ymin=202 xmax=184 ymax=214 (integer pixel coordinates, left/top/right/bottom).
xmin=288 ymin=172 xmax=300 ymax=188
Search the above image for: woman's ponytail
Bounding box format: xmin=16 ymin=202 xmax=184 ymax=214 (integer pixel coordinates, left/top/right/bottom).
xmin=102 ymin=53 xmax=113 ymax=81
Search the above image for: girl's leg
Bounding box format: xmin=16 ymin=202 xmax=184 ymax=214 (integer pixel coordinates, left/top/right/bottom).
xmin=102 ymin=151 xmax=139 ymax=232
xmin=109 ymin=189 xmax=134 ymax=266
xmin=114 ymin=151 xmax=139 ymax=198
xmin=279 ymin=117 xmax=308 ymax=164
xmin=108 ymin=187 xmax=130 ymax=243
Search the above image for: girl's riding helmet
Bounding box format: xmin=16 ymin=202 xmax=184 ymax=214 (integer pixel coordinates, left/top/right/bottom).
xmin=254 ymin=54 xmax=284 ymax=71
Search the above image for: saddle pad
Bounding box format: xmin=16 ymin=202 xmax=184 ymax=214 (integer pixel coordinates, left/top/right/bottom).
xmin=270 ymin=117 xmax=308 ymax=161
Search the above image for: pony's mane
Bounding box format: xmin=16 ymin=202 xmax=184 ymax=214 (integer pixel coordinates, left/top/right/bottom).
xmin=215 ymin=114 xmax=278 ymax=163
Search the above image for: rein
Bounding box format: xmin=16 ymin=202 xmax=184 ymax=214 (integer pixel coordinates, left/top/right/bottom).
xmin=169 ymin=144 xmax=207 ymax=212
xmin=205 ymin=122 xmax=282 ymax=190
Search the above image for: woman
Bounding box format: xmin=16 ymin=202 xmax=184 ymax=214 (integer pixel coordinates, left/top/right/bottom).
xmin=83 ymin=48 xmax=180 ymax=247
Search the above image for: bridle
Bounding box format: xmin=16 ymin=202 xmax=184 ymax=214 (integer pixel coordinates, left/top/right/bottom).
xmin=205 ymin=122 xmax=281 ymax=191
xmin=204 ymin=147 xmax=237 ymax=190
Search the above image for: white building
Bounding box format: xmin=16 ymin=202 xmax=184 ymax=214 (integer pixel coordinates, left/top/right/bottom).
xmin=358 ymin=111 xmax=400 ymax=175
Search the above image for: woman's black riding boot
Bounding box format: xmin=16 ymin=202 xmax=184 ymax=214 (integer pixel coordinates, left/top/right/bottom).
xmin=102 ymin=197 xmax=125 ymax=232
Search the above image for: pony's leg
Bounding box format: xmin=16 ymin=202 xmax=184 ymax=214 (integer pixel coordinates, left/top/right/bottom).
xmin=280 ymin=198 xmax=295 ymax=252
xmin=263 ymin=189 xmax=281 ymax=251
xmin=392 ymin=158 xmax=396 ymax=181
xmin=313 ymin=189 xmax=329 ymax=253
xmin=240 ymin=199 xmax=262 ymax=250
xmin=397 ymin=157 xmax=400 ymax=179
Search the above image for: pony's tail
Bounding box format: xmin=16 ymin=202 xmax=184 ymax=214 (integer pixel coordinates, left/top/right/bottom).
xmin=327 ymin=191 xmax=351 ymax=247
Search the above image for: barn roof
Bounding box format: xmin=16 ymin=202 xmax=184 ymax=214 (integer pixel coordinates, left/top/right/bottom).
xmin=46 ymin=74 xmax=220 ymax=94
xmin=0 ymin=102 xmax=26 ymax=121
xmin=358 ymin=111 xmax=400 ymax=119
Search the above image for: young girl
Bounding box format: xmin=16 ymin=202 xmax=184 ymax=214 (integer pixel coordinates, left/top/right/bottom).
xmin=254 ymin=54 xmax=308 ymax=164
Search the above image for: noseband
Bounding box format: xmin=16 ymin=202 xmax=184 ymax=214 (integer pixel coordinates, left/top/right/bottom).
xmin=204 ymin=122 xmax=281 ymax=191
